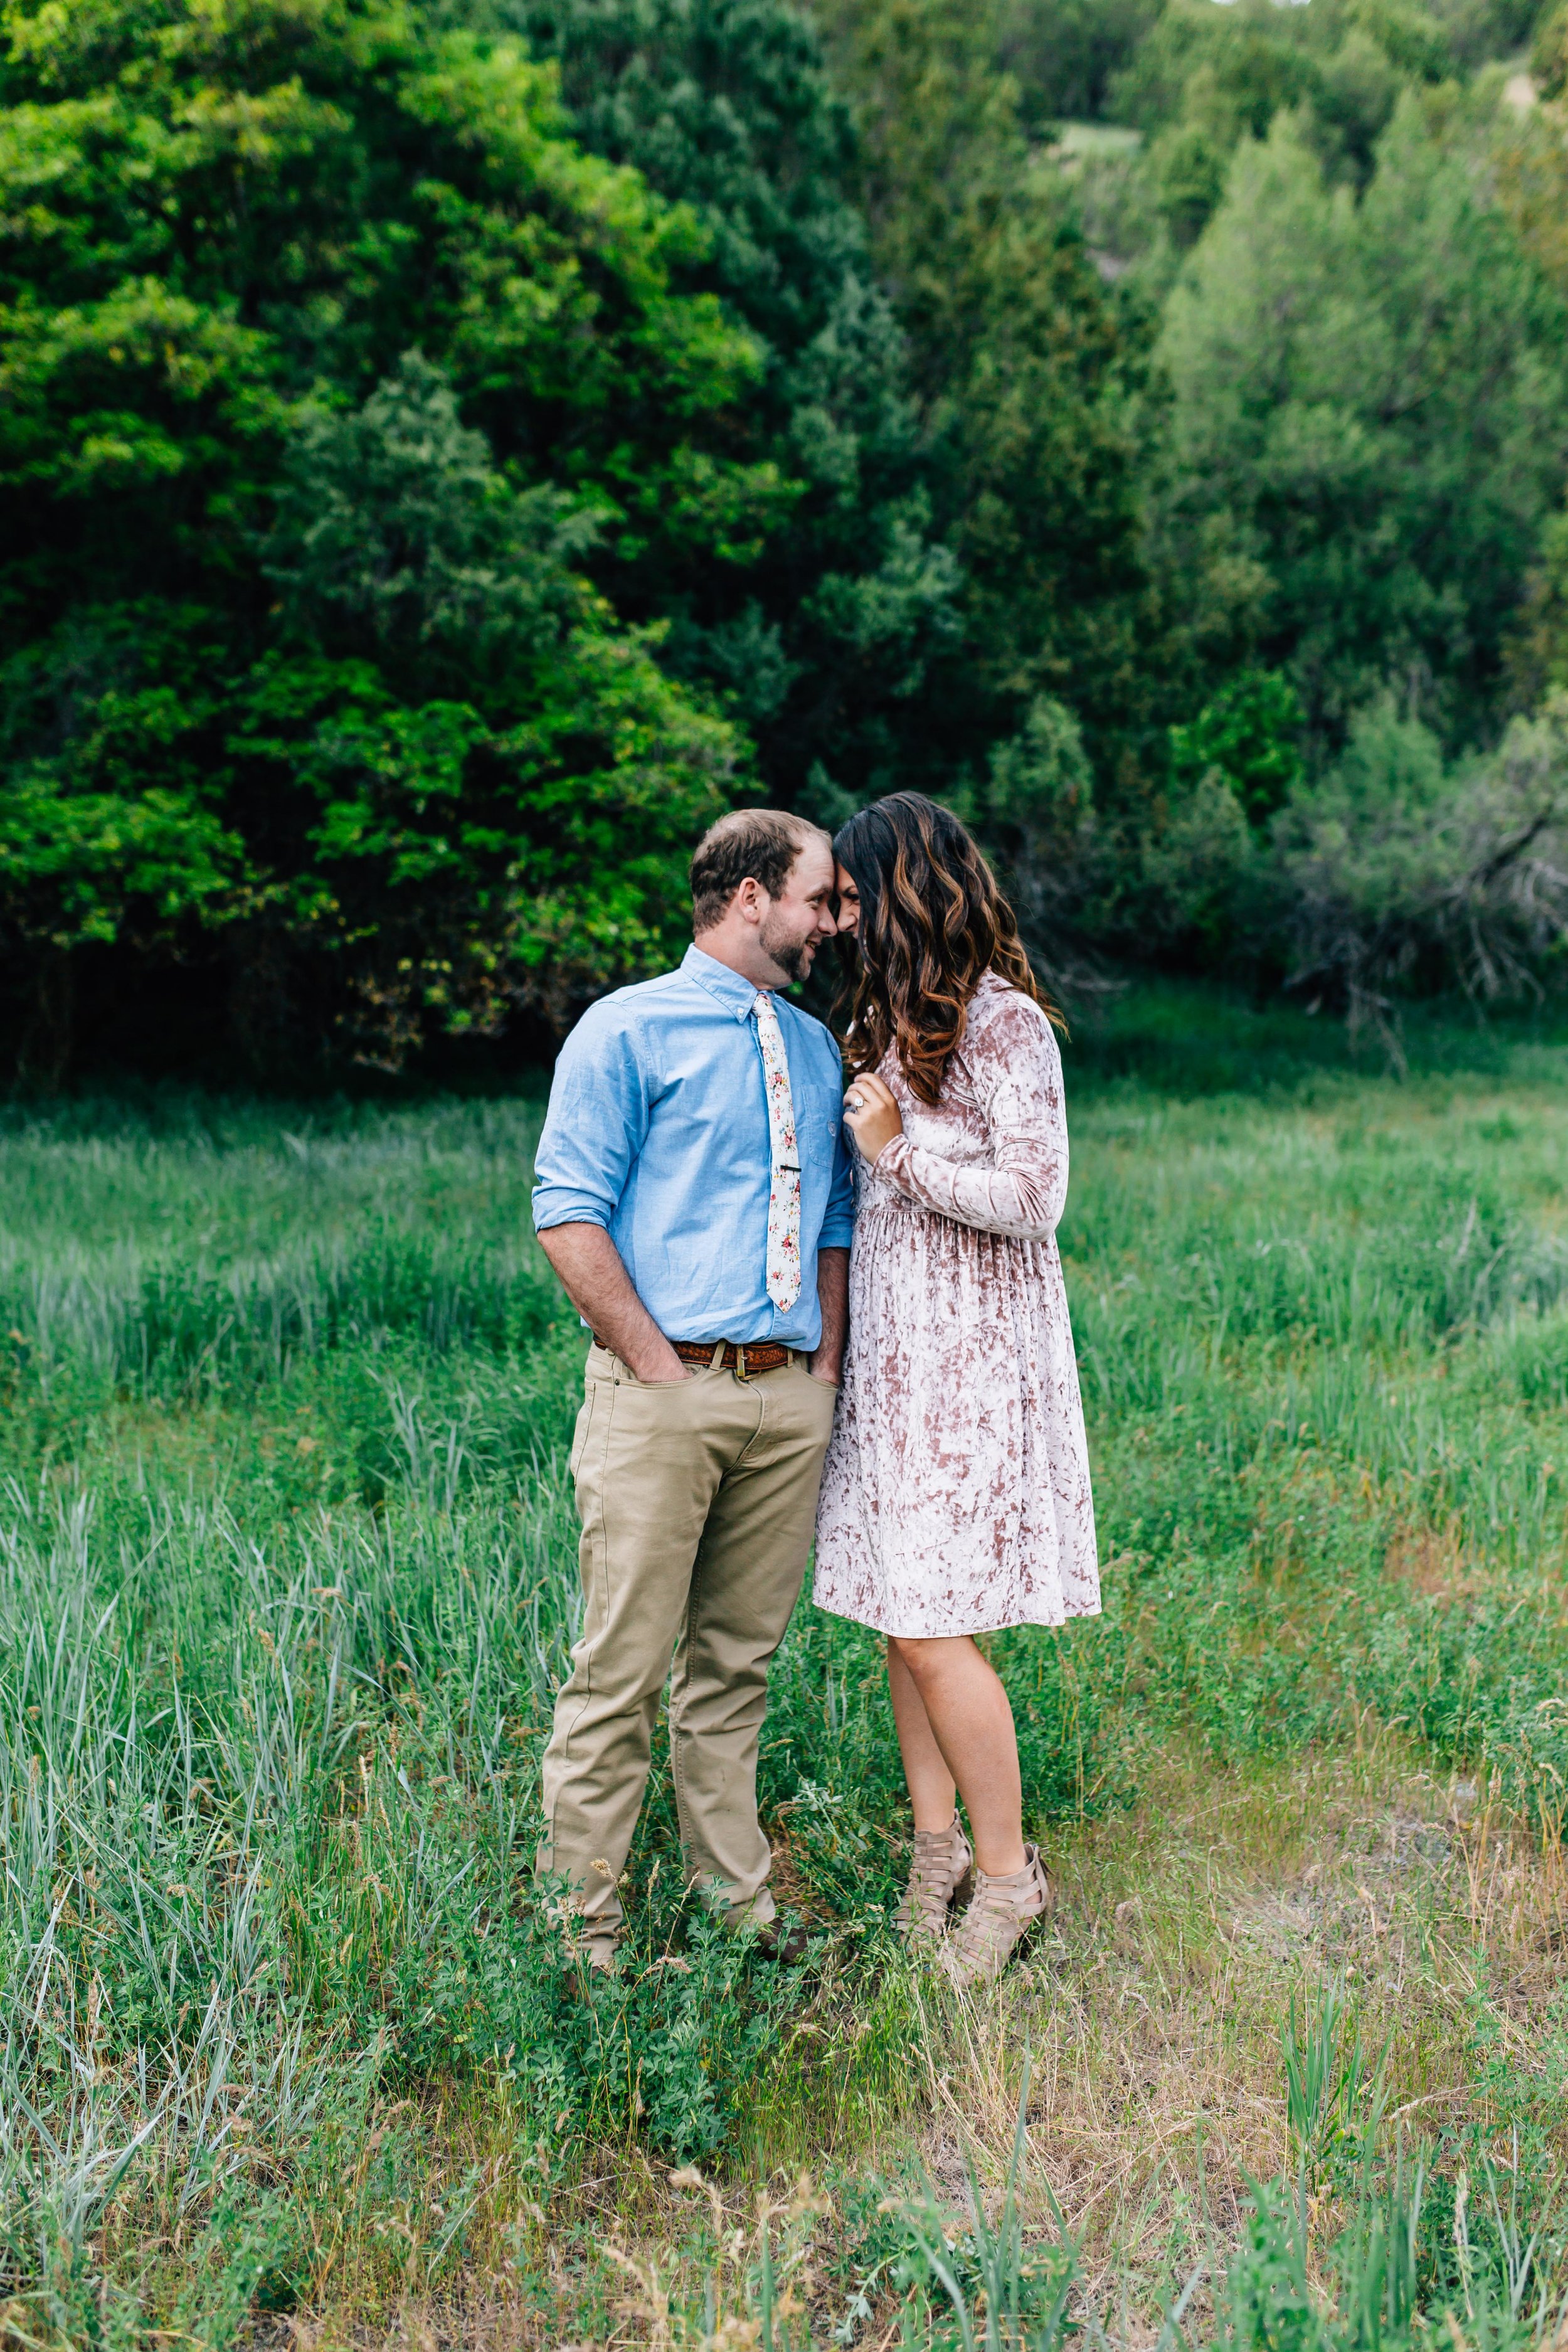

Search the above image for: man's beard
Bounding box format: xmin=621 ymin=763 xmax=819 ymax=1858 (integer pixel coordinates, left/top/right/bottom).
xmin=760 ymin=910 xmax=814 ymax=984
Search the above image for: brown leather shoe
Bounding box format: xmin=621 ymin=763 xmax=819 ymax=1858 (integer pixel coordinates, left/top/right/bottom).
xmin=940 ymin=1844 xmax=1053 ymax=1987
xmin=895 ymin=1817 xmax=975 ymax=1942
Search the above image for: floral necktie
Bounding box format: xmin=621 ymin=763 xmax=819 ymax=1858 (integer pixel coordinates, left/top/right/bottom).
xmin=753 ymin=992 xmax=802 ymax=1312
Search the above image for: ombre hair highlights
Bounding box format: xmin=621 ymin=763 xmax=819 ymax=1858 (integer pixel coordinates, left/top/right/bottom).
xmin=834 ymin=793 xmax=1061 ymax=1104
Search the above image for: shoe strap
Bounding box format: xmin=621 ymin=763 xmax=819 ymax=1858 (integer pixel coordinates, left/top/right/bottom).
xmin=955 ymin=1849 xmax=1047 ymax=1947
xmin=899 ymin=1822 xmax=973 ymax=1929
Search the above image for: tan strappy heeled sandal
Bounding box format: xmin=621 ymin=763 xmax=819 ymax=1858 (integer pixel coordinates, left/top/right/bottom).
xmin=895 ymin=1817 xmax=974 ymax=1942
xmin=941 ymin=1843 xmax=1054 ymax=1986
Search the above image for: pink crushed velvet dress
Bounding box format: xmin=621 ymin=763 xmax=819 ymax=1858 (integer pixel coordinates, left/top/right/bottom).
xmin=812 ymin=973 xmax=1099 ymax=1638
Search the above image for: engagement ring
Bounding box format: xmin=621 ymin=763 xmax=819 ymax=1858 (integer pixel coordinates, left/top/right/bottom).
xmin=846 ymin=1094 xmax=864 ymax=1112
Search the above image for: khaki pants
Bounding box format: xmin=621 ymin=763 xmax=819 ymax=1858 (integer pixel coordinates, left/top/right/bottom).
xmin=539 ymin=1343 xmax=837 ymax=1938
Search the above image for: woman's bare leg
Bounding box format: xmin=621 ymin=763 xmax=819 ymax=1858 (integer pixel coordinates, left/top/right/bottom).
xmin=886 ymin=1638 xmax=958 ymax=1832
xmin=887 ymin=1634 xmax=1027 ymax=1877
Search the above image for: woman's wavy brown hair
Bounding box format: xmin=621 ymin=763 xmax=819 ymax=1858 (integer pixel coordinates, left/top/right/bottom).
xmin=834 ymin=792 xmax=1062 ymax=1104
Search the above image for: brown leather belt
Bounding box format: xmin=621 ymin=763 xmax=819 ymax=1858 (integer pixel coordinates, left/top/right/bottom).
xmin=673 ymin=1340 xmax=790 ymax=1375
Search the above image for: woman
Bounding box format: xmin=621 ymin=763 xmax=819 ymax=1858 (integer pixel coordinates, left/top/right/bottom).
xmin=813 ymin=793 xmax=1099 ymax=1988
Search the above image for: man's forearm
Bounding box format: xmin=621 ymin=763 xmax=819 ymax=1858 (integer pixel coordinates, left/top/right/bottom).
xmin=810 ymin=1247 xmax=849 ymax=1384
xmin=536 ymin=1224 xmax=686 ymax=1383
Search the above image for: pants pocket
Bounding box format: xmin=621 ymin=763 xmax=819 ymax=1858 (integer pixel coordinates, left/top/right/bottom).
xmin=568 ymin=1383 xmax=598 ymax=1479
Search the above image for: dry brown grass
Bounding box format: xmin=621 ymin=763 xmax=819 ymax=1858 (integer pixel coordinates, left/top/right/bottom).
xmin=903 ymin=1737 xmax=1567 ymax=2284
xmin=712 ymin=1731 xmax=1567 ymax=2345
xmin=304 ymin=1735 xmax=1568 ymax=2348
xmin=396 ymin=1744 xmax=1513 ymax=2335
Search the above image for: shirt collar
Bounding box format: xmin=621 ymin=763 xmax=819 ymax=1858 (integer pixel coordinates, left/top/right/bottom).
xmin=682 ymin=943 xmax=768 ymax=1024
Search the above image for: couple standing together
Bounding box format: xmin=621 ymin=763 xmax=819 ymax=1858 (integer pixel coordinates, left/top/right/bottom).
xmin=532 ymin=794 xmax=1099 ymax=1989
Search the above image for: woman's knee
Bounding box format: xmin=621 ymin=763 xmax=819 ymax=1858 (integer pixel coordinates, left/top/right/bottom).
xmin=889 ymin=1632 xmax=973 ymax=1685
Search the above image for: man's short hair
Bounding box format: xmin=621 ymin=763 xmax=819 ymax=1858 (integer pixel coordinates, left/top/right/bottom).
xmin=689 ymin=808 xmax=826 ymax=933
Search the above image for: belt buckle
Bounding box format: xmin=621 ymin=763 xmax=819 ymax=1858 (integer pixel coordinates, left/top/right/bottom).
xmin=734 ymin=1343 xmax=750 ymax=1383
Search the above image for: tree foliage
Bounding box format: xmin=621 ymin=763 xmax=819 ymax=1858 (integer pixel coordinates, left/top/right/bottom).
xmin=1157 ymin=105 xmax=1568 ymax=749
xmin=1273 ymin=692 xmax=1568 ymax=1045
xmin=4 ymin=0 xmax=1568 ymax=1073
xmin=508 ymin=0 xmax=968 ymax=803
xmin=0 ymin=0 xmax=753 ymax=1071
xmin=810 ymin=0 xmax=1158 ymax=794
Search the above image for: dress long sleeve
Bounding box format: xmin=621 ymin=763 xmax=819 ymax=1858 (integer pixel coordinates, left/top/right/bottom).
xmin=871 ymin=989 xmax=1067 ymax=1242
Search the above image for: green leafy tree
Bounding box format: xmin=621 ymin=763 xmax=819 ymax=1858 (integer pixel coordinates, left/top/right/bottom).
xmin=1169 ymin=669 xmax=1305 ymax=827
xmin=246 ymin=355 xmax=739 ymax=1058
xmin=1112 ymin=4 xmax=1332 ymax=148
xmin=507 ymin=0 xmax=965 ymax=803
xmin=1140 ymin=765 xmax=1256 ymax=953
xmin=1096 ymin=0 xmax=1453 ymax=262
xmin=262 ymin=357 xmax=597 ymax=676
xmin=1493 ymin=75 xmax=1568 ymax=309
xmin=1431 ymin=0 xmax=1545 ymax=70
xmin=948 ymin=692 xmax=1103 ymax=972
xmin=1156 ymin=104 xmax=1568 ymax=752
xmin=1507 ymin=506 xmax=1568 ymax=710
xmin=1533 ymin=0 xmax=1568 ymax=98
xmin=810 ymin=0 xmax=1158 ymax=794
xmin=1150 ymin=117 xmax=1235 ymax=246
xmin=998 ymin=0 xmax=1163 ymax=132
xmin=0 ymin=0 xmax=756 ymax=1071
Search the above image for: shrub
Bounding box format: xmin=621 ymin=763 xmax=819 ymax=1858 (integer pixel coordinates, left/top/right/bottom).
xmin=1270 ymin=691 xmax=1568 ymax=1047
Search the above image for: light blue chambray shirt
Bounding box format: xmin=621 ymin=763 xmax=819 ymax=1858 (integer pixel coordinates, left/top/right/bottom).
xmin=531 ymin=945 xmax=855 ymax=1352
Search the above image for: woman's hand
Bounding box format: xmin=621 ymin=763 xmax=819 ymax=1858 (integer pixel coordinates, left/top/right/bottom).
xmin=843 ymin=1072 xmax=903 ymax=1163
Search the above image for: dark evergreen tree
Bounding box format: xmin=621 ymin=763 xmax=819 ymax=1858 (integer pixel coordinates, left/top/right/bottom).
xmin=820 ymin=0 xmax=1162 ymax=799
xmin=510 ymin=0 xmax=965 ymax=809
xmin=519 ymin=0 xmax=1162 ymax=815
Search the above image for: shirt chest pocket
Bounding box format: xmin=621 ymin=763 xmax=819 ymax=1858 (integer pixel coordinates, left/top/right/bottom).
xmin=792 ymin=1081 xmax=841 ymax=1164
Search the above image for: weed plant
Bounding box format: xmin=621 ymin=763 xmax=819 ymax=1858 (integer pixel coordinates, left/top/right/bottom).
xmin=0 ymin=993 xmax=1565 ymax=2343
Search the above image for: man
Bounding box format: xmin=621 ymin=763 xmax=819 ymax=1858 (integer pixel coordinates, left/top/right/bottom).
xmin=532 ymin=808 xmax=852 ymax=1971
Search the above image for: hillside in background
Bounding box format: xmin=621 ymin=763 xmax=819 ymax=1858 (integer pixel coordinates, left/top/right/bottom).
xmin=3 ymin=0 xmax=1568 ymax=1079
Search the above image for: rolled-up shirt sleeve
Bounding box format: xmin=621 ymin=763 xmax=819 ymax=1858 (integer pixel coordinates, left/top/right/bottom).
xmin=532 ymin=1002 xmax=649 ymax=1233
xmin=874 ymin=994 xmax=1067 ymax=1242
xmin=820 ymin=1113 xmax=855 ymax=1249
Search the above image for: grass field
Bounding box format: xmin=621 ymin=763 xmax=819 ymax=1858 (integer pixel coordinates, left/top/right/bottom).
xmin=2 ymin=985 xmax=1567 ymax=2349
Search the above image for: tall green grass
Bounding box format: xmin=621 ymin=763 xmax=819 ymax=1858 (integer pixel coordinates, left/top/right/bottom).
xmin=0 ymin=997 xmax=1564 ymax=2342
